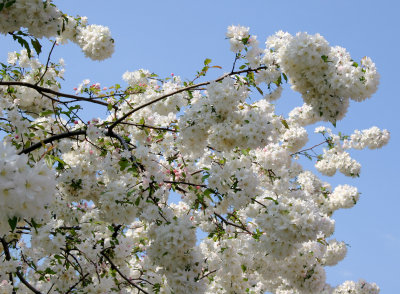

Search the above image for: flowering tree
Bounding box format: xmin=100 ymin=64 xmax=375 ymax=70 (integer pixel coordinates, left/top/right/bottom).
xmin=0 ymin=1 xmax=390 ymax=294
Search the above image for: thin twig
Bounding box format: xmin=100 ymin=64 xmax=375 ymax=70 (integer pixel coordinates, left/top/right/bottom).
xmin=164 ymin=180 xmax=206 ymax=188
xmin=291 ymin=140 xmax=328 ymax=156
xmin=214 ymin=213 xmax=253 ymax=235
xmin=64 ymin=273 xmax=89 ymax=294
xmin=36 ymin=41 xmax=57 ymax=86
xmin=0 ymin=238 xmax=42 ymax=294
xmin=101 ymin=251 xmax=149 ymax=294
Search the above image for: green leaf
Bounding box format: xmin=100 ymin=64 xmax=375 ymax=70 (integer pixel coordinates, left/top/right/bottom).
xmin=282 ymin=73 xmax=288 ymax=82
xmin=39 ymin=109 xmax=53 ymax=117
xmin=255 ymin=86 xmax=263 ymax=96
xmin=241 ymin=148 xmax=250 ymax=156
xmin=8 ymin=216 xmax=18 ymax=232
xmin=239 ymin=64 xmax=246 ymax=70
xmin=30 ymin=38 xmax=42 ymax=56
xmin=118 ymin=158 xmax=130 ymax=171
xmin=0 ymin=0 xmax=16 ymax=11
xmin=281 ymin=119 xmax=289 ymax=129
xmin=44 ymin=154 xmax=56 ymax=168
xmin=321 ymin=55 xmax=330 ymax=63
xmin=204 ymin=58 xmax=212 ymax=66
xmin=264 ymin=197 xmax=279 ymax=205
xmin=241 ymin=264 xmax=247 ymax=272
xmin=135 ymin=196 xmax=141 ymax=206
xmin=203 ymin=188 xmax=213 ymax=199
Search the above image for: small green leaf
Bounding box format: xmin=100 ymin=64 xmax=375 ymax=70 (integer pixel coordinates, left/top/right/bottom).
xmin=282 ymin=73 xmax=288 ymax=82
xmin=204 ymin=58 xmax=212 ymax=66
xmin=321 ymin=55 xmax=330 ymax=63
xmin=255 ymin=86 xmax=263 ymax=96
xmin=8 ymin=216 xmax=18 ymax=232
xmin=44 ymin=154 xmax=55 ymax=168
xmin=264 ymin=197 xmax=279 ymax=205
xmin=30 ymin=38 xmax=42 ymax=56
xmin=281 ymin=119 xmax=289 ymax=129
xmin=39 ymin=109 xmax=53 ymax=117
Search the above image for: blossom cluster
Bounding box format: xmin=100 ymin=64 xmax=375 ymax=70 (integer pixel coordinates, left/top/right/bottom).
xmin=0 ymin=142 xmax=55 ymax=236
xmin=0 ymin=0 xmax=114 ymax=60
xmin=0 ymin=12 xmax=390 ymax=294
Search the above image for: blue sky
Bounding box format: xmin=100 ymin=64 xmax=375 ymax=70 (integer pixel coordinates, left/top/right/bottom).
xmin=2 ymin=0 xmax=400 ymax=292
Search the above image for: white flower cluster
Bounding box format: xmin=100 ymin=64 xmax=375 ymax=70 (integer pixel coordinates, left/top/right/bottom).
xmin=315 ymin=126 xmax=389 ymax=177
xmin=122 ymin=69 xmax=152 ymax=87
xmin=267 ymin=31 xmax=379 ymax=122
xmin=333 ymin=280 xmax=379 ymax=294
xmin=147 ymin=216 xmax=205 ymax=293
xmin=0 ymin=0 xmax=61 ymax=38
xmin=178 ymin=77 xmax=282 ymax=157
xmin=1 ymin=49 xmax=64 ymax=115
xmin=0 ymin=142 xmax=55 ymax=235
xmin=76 ymin=24 xmax=115 ymax=61
xmin=0 ymin=0 xmax=114 ymax=60
xmin=0 ymin=20 xmax=388 ymax=294
xmin=322 ymin=239 xmax=348 ymax=266
xmin=315 ymin=148 xmax=361 ymax=177
xmin=344 ymin=126 xmax=390 ymax=150
xmin=254 ymin=197 xmax=335 ymax=244
xmin=226 ymin=25 xmax=250 ymax=52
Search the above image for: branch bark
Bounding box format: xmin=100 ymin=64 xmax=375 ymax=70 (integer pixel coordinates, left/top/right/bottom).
xmin=101 ymin=251 xmax=149 ymax=294
xmin=108 ymin=66 xmax=267 ymax=131
xmin=0 ymin=81 xmax=115 ymax=109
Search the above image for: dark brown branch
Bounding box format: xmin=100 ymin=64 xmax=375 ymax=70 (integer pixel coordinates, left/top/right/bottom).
xmin=108 ymin=66 xmax=267 ymax=131
xmin=214 ymin=213 xmax=253 ymax=235
xmin=106 ymin=130 xmax=130 ymax=151
xmin=16 ymin=271 xmax=42 ymax=294
xmin=64 ymin=273 xmax=89 ymax=294
xmin=18 ymin=130 xmax=86 ymax=154
xmin=0 ymin=81 xmax=115 ymax=109
xmin=0 ymin=238 xmax=42 ymax=294
xmin=118 ymin=122 xmax=177 ymax=132
xmin=164 ymin=180 xmax=206 ymax=188
xmin=291 ymin=140 xmax=328 ymax=156
xmin=36 ymin=41 xmax=57 ymax=85
xmin=199 ymin=269 xmax=218 ymax=280
xmin=101 ymin=251 xmax=149 ymax=294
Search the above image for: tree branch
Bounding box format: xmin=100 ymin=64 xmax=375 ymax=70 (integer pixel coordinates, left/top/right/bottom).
xmin=0 ymin=81 xmax=115 ymax=109
xmin=101 ymin=251 xmax=149 ymax=294
xmin=0 ymin=238 xmax=42 ymax=294
xmin=108 ymin=66 xmax=267 ymax=131
xmin=18 ymin=130 xmax=86 ymax=154
xmin=36 ymin=41 xmax=57 ymax=86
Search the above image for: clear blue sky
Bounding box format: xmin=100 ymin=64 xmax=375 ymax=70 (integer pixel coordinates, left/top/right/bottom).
xmin=2 ymin=0 xmax=399 ymax=292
